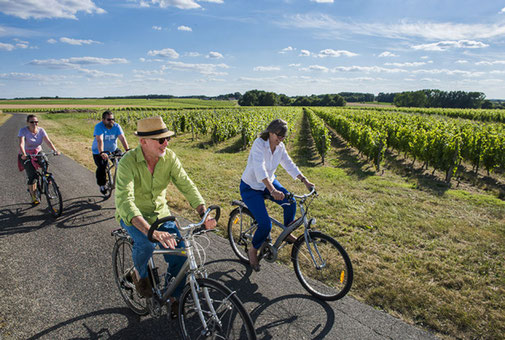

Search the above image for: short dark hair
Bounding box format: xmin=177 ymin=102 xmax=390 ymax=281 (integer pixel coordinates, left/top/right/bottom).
xmin=259 ymin=119 xmax=288 ymax=141
xmin=26 ymin=114 xmax=37 ymax=122
xmin=102 ymin=110 xmax=113 ymax=120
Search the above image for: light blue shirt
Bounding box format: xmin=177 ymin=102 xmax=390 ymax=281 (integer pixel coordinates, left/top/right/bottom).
xmin=91 ymin=122 xmax=124 ymax=154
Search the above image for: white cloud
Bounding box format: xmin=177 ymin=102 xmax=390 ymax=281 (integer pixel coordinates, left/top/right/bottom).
xmin=412 ymin=68 xmax=485 ymax=77
xmin=279 ymin=46 xmax=295 ymax=54
xmin=411 ymin=40 xmax=489 ymax=51
xmin=0 ymin=42 xmax=14 ymax=51
xmin=300 ymin=65 xmax=329 ymax=72
xmin=148 ymin=48 xmax=179 ymax=59
xmin=0 ymin=72 xmax=67 ymax=81
xmin=289 ymin=63 xmax=301 ymax=67
xmin=0 ymin=0 xmax=106 ymax=19
xmin=253 ymin=66 xmax=281 ymax=71
xmin=152 ymin=0 xmax=200 ymax=9
xmin=47 ymin=38 xmax=58 ymax=44
xmin=299 ymin=49 xmax=311 ymax=56
xmin=207 ymin=51 xmax=223 ymax=59
xmin=456 ymin=60 xmax=468 ymax=64
xmin=152 ymin=26 xmax=162 ymax=31
xmin=334 ymin=65 xmax=407 ymax=73
xmin=29 ymin=57 xmax=128 ymax=69
xmin=316 ymin=49 xmax=358 ymax=58
xmin=500 ymin=7 xmax=505 ymax=14
xmin=163 ymin=61 xmax=229 ymax=75
xmin=475 ymin=60 xmax=505 ymax=66
xmin=60 ymin=37 xmax=101 ymax=45
xmin=378 ymin=51 xmax=398 ymax=58
xmin=310 ymin=0 xmax=334 ymax=3
xmin=282 ymin=14 xmax=505 ymax=40
xmin=178 ymin=25 xmax=192 ymax=32
xmin=384 ymin=62 xmax=427 ymax=67
xmin=186 ymin=52 xmax=200 ymax=57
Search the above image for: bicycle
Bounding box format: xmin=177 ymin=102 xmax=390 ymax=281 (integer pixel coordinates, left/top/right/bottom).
xmin=111 ymin=205 xmax=257 ymax=340
xmin=227 ymin=187 xmax=353 ymax=301
xmin=25 ymin=150 xmax=63 ymax=218
xmin=102 ymin=149 xmax=125 ymax=200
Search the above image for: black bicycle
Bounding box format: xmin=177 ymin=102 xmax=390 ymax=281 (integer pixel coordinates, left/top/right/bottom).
xmin=111 ymin=206 xmax=257 ymax=340
xmin=26 ymin=151 xmax=63 ymax=218
xmin=228 ymin=188 xmax=353 ymax=301
xmin=102 ymin=149 xmax=125 ymax=200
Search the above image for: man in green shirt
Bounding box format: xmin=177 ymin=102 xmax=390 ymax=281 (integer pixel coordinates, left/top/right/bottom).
xmin=115 ymin=116 xmax=216 ymax=306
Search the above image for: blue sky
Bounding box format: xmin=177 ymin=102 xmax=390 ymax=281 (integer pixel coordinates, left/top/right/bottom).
xmin=1 ymin=0 xmax=505 ymax=99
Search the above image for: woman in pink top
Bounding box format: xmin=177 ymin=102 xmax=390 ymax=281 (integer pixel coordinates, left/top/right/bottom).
xmin=18 ymin=114 xmax=60 ymax=204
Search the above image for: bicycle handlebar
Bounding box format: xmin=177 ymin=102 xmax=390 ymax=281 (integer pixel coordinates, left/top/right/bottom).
xmin=147 ymin=205 xmax=221 ymax=243
xmin=263 ymin=186 xmax=317 ymax=201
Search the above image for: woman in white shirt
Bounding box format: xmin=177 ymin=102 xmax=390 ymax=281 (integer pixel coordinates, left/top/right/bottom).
xmin=240 ymin=119 xmax=314 ymax=271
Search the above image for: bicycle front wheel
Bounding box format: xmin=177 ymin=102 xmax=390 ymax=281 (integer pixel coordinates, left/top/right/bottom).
xmin=44 ymin=176 xmax=63 ymax=217
xmin=103 ymin=165 xmax=113 ymax=200
xmin=227 ymin=208 xmax=257 ymax=263
xmin=112 ymin=237 xmax=148 ymax=315
xmin=292 ymin=231 xmax=353 ymax=301
xmin=179 ymin=278 xmax=256 ymax=340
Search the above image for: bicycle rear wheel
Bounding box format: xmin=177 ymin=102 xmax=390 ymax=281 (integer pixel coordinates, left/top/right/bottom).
xmin=227 ymin=208 xmax=257 ymax=263
xmin=292 ymin=231 xmax=353 ymax=301
xmin=112 ymin=237 xmax=148 ymax=315
xmin=179 ymin=278 xmax=256 ymax=340
xmin=44 ymin=176 xmax=63 ymax=217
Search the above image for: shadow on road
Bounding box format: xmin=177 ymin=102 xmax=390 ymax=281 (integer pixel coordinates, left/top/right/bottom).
xmin=0 ymin=196 xmax=114 ymax=237
xmin=205 ymin=258 xmax=337 ymax=340
xmin=26 ymin=307 xmax=179 ymax=340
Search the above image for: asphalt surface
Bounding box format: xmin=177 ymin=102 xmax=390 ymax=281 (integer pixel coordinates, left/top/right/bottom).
xmin=0 ymin=113 xmax=439 ymax=339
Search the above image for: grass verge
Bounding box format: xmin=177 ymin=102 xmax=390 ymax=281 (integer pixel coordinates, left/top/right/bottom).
xmin=38 ymin=112 xmax=505 ymax=340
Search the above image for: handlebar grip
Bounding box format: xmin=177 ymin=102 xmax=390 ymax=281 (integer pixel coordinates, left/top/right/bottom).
xmin=207 ymin=205 xmax=221 ymax=223
xmin=147 ymin=216 xmax=176 ymax=242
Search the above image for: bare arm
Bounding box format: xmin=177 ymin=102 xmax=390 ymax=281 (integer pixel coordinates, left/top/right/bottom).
xmin=18 ymin=136 xmax=27 ymax=159
xmin=43 ymin=135 xmax=59 ymax=155
xmin=297 ymin=174 xmax=314 ymax=191
xmin=95 ymin=135 xmax=108 ymax=160
xmin=118 ymin=134 xmax=129 ymax=151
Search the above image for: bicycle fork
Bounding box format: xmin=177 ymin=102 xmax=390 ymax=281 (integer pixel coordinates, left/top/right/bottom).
xmin=303 ymin=232 xmax=327 ymax=270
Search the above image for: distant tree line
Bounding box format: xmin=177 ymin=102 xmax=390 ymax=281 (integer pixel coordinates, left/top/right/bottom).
xmin=378 ymin=89 xmax=502 ymax=109
xmin=238 ymin=90 xmax=346 ymax=107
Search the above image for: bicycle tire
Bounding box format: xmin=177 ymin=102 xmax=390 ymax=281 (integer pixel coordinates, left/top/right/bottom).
xmin=179 ymin=278 xmax=256 ymax=340
xmin=34 ymin=176 xmax=42 ymax=202
xmin=112 ymin=237 xmax=148 ymax=315
xmin=292 ymin=231 xmax=353 ymax=301
xmin=103 ymin=165 xmax=113 ymax=200
xmin=44 ymin=176 xmax=63 ymax=218
xmin=227 ymin=208 xmax=257 ymax=264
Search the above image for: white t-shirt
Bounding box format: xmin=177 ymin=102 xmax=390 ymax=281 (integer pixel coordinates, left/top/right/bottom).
xmin=241 ymin=137 xmax=301 ymax=190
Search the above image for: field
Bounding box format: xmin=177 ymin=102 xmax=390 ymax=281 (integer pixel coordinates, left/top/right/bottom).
xmin=0 ymin=97 xmax=238 ymax=108
xmin=6 ymin=103 xmax=505 ymax=339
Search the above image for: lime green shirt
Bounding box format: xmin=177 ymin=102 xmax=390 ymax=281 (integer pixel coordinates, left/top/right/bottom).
xmin=115 ymin=146 xmax=205 ymax=226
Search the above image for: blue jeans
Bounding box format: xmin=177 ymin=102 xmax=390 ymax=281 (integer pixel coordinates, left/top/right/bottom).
xmin=121 ymin=219 xmax=186 ymax=298
xmin=240 ymin=179 xmax=296 ymax=249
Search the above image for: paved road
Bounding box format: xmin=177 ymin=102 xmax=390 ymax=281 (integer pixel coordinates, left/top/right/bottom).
xmin=0 ymin=114 xmax=438 ymax=339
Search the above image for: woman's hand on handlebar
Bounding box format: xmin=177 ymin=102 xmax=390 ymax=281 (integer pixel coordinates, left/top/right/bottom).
xmin=152 ymin=230 xmax=177 ymax=249
xmin=271 ymin=189 xmax=285 ymax=201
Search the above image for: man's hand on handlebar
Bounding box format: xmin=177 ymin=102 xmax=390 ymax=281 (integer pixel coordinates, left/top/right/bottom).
xmin=100 ymin=151 xmax=109 ymax=161
xmin=270 ymin=189 xmax=285 ymax=201
xmin=152 ymin=230 xmax=177 ymax=249
xmin=204 ymin=217 xmax=217 ymax=230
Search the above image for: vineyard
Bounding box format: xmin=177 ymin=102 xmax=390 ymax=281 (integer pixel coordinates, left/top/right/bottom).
xmin=9 ymin=104 xmax=505 ymax=187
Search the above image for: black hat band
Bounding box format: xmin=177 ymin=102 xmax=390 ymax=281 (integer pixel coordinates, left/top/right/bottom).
xmin=136 ymin=128 xmax=169 ymax=136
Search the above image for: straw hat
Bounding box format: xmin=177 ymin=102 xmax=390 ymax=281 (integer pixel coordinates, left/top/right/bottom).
xmin=134 ymin=116 xmax=175 ymax=138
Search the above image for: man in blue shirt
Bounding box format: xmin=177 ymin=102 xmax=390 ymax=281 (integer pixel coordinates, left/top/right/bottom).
xmin=92 ymin=110 xmax=129 ymax=194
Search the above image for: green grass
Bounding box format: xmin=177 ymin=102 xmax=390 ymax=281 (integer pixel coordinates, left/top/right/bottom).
xmin=0 ymin=98 xmax=237 ymax=107
xmin=38 ymin=111 xmax=505 ymax=340
xmin=0 ymin=113 xmax=11 ymax=126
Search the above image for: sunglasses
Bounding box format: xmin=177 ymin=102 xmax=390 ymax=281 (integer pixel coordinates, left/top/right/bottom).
xmin=106 ymin=118 xmax=115 ymax=121
xmin=275 ymin=132 xmax=286 ymax=139
xmin=154 ymin=137 xmax=170 ymax=144
xmin=29 ymin=121 xmax=39 ymax=124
